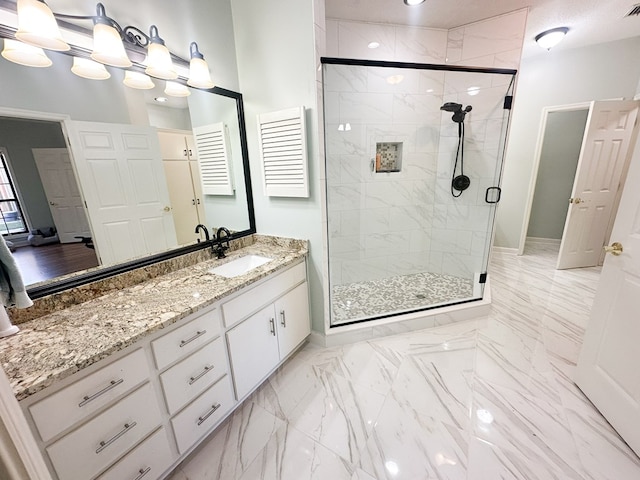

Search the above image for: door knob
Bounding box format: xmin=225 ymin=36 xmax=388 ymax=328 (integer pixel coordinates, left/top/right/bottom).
xmin=569 ymin=197 xmax=583 ymax=204
xmin=49 ymin=201 xmax=58 ymax=206
xmin=163 ymin=206 xmax=171 ymax=212
xmin=603 ymin=242 xmax=623 ymax=256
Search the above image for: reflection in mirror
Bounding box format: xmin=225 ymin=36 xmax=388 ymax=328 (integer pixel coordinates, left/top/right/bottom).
xmin=0 ymin=47 xmax=254 ymax=293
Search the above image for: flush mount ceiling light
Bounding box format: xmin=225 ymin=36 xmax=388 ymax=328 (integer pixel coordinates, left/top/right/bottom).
xmin=404 ymin=0 xmax=426 ymax=5
xmin=367 ymin=41 xmax=380 ymax=49
xmin=535 ymin=27 xmax=569 ymax=50
xmin=4 ymin=1 xmax=215 ymax=88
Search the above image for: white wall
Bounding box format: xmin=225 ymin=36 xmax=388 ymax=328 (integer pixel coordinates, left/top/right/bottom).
xmin=231 ymin=0 xmax=325 ymax=331
xmin=495 ymin=37 xmax=640 ymax=248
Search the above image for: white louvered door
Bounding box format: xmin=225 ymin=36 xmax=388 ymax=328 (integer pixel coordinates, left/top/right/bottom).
xmin=194 ymin=122 xmax=234 ymax=196
xmin=257 ymin=106 xmax=309 ymax=197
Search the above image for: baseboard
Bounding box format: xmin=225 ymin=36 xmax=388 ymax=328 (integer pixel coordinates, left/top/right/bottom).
xmin=491 ymin=246 xmax=518 ymax=255
xmin=526 ymin=236 xmax=561 ymax=245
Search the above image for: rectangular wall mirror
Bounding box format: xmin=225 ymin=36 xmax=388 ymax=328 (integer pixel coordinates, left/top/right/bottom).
xmin=0 ymin=45 xmax=255 ymax=298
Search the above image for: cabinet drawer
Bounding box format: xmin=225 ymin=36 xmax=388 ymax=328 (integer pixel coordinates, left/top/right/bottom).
xmin=29 ymin=349 xmax=149 ymax=442
xmin=46 ymin=383 xmax=162 ymax=480
xmin=97 ymin=428 xmax=175 ymax=480
xmin=222 ymin=261 xmax=305 ymax=328
xmin=152 ymin=308 xmax=221 ymax=370
xmin=171 ymin=375 xmax=235 ymax=454
xmin=160 ymin=338 xmax=227 ymax=415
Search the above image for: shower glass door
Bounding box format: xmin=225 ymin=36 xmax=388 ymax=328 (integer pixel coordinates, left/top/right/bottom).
xmin=323 ymin=59 xmax=516 ymax=326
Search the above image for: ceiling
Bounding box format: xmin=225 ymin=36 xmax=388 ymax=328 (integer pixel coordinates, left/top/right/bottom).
xmin=325 ymin=0 xmax=640 ymax=58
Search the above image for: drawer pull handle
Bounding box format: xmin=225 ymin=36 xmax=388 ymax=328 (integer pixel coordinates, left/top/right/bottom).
xmin=79 ymin=378 xmax=124 ymax=407
xmin=96 ymin=422 xmax=137 ymax=454
xmin=269 ymin=318 xmax=275 ymax=336
xmin=189 ymin=365 xmax=214 ymax=385
xmin=197 ymin=403 xmax=221 ymax=426
xmin=280 ymin=310 xmax=286 ymax=327
xmin=180 ymin=330 xmax=207 ymax=347
xmin=134 ymin=467 xmax=151 ymax=480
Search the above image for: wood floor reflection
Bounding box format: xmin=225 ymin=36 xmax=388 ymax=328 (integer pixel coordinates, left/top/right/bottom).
xmin=12 ymin=242 xmax=100 ymax=286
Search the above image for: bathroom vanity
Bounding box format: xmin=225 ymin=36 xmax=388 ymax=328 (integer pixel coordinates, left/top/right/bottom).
xmin=0 ymin=236 xmax=310 ymax=480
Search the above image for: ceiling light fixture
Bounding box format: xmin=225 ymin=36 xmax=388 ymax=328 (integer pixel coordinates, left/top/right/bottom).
xmin=4 ymin=1 xmax=215 ymax=89
xmin=403 ymin=0 xmax=426 ymax=5
xmin=535 ymin=27 xmax=569 ymax=50
xmin=367 ymin=41 xmax=380 ymax=49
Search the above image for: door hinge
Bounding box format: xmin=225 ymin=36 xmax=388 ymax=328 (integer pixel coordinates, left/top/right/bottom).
xmin=479 ymin=273 xmax=487 ymax=284
xmin=504 ymin=95 xmax=513 ymax=110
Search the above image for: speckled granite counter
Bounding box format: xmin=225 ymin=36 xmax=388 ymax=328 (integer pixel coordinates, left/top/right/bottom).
xmin=0 ymin=236 xmax=308 ymax=401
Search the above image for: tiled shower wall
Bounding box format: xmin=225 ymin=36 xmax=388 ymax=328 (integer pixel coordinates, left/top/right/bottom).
xmin=323 ymin=10 xmax=526 ymax=286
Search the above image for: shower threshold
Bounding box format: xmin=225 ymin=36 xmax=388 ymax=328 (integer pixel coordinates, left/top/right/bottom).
xmin=331 ymin=271 xmax=474 ymax=325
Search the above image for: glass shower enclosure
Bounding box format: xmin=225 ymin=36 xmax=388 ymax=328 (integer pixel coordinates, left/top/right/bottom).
xmin=322 ymin=59 xmax=516 ymax=326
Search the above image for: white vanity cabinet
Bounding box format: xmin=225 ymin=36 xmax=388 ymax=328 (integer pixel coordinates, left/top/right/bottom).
xmin=225 ymin=261 xmax=310 ymax=400
xmin=17 ymin=256 xmax=310 ymax=480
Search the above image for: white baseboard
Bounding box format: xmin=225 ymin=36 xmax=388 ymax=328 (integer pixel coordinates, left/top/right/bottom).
xmin=526 ymin=236 xmax=561 ymax=245
xmin=491 ymin=246 xmax=518 ymax=255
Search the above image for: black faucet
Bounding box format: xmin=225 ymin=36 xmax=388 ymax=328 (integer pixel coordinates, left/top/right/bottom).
xmin=213 ymin=227 xmax=231 ymax=258
xmin=194 ymin=224 xmax=210 ymax=243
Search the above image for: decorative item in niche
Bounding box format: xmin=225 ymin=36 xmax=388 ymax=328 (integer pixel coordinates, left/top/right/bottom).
xmin=375 ymin=142 xmax=402 ymax=173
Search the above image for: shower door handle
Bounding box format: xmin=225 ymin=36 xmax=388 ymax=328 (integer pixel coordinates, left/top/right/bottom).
xmin=485 ymin=187 xmax=501 ymax=204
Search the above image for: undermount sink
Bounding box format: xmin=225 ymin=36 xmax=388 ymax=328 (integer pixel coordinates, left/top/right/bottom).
xmin=208 ymin=254 xmax=273 ymax=278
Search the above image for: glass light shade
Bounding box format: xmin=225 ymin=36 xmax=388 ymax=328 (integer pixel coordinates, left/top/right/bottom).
xmin=91 ymin=23 xmax=132 ymax=68
xmin=164 ymin=81 xmax=190 ymax=97
xmin=71 ymin=57 xmax=110 ymax=80
xmin=145 ymin=42 xmax=177 ymax=80
xmin=403 ymin=0 xmax=425 ymax=5
xmin=535 ymin=27 xmax=569 ymax=50
xmin=1 ymin=38 xmax=52 ymax=67
xmin=123 ymin=71 xmax=155 ymax=89
xmin=187 ymin=56 xmax=214 ymax=89
xmin=15 ymin=0 xmax=69 ymax=51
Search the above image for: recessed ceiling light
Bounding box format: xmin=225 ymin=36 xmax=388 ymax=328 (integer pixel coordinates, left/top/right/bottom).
xmin=368 ymin=41 xmax=380 ymax=49
xmin=467 ymin=86 xmax=480 ymax=96
xmin=386 ymin=74 xmax=404 ymax=85
xmin=154 ymin=96 xmax=168 ymax=103
xmin=404 ymin=0 xmax=426 ymax=5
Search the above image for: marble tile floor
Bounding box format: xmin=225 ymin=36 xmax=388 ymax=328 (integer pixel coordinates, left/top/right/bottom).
xmin=332 ymin=271 xmax=474 ymax=324
xmin=168 ymin=243 xmax=640 ymax=480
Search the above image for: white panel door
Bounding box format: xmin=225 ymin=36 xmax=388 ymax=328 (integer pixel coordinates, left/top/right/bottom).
xmin=32 ymin=148 xmax=91 ymax=243
xmin=163 ymin=160 xmax=200 ymax=245
xmin=68 ymin=122 xmax=177 ymax=265
xmin=575 ymin=133 xmax=640 ymax=456
xmin=557 ymin=100 xmax=639 ymax=269
xmin=274 ymin=282 xmax=310 ymax=358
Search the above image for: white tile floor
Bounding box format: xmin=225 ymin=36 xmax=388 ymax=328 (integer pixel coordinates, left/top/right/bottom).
xmin=168 ymin=243 xmax=640 ymax=479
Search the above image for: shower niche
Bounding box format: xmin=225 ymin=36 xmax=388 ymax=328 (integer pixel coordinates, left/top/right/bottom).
xmin=322 ymin=58 xmax=516 ymax=327
xmin=375 ymin=142 xmax=403 ymax=173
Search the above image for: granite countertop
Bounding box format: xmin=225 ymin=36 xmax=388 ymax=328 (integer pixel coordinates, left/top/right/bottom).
xmin=0 ymin=236 xmax=308 ymax=401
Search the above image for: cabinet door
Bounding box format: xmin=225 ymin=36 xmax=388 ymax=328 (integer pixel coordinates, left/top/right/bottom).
xmin=226 ymin=304 xmax=280 ymax=400
xmin=274 ymin=282 xmax=310 ymax=359
xmin=189 ymin=160 xmax=206 ymax=224
xmin=158 ymin=132 xmax=189 ymax=160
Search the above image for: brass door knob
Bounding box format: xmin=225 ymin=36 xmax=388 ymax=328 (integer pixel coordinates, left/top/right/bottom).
xmin=163 ymin=206 xmax=171 ymax=212
xmin=603 ymin=242 xmax=623 ymax=256
xmin=569 ymin=197 xmax=583 ymax=204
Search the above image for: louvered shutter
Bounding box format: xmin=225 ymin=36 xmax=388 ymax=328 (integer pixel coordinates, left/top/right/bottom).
xmin=193 ymin=122 xmax=234 ymax=195
xmin=257 ymin=106 xmax=309 ymax=197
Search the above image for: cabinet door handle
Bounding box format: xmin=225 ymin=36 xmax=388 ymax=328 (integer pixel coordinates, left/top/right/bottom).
xmin=189 ymin=149 xmax=193 ymax=156
xmin=196 ymin=198 xmax=201 ymax=204
xmin=197 ymin=403 xmax=221 ymax=426
xmin=269 ymin=318 xmax=276 ymax=336
xmin=280 ymin=310 xmax=286 ymax=327
xmin=96 ymin=422 xmax=137 ymax=454
xmin=133 ymin=467 xmax=151 ymax=480
xmin=79 ymin=378 xmax=124 ymax=407
xmin=183 ymin=149 xmax=188 ymax=157
xmin=189 ymin=365 xmax=214 ymax=385
xmin=180 ymin=330 xmax=207 ymax=347
xmin=192 ymin=199 xmax=196 ymax=205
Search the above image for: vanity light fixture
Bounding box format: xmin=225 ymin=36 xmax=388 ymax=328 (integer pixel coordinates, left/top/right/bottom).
xmin=187 ymin=42 xmax=214 ymax=89
xmin=535 ymin=27 xmax=569 ymax=50
xmin=89 ymin=3 xmax=131 ymax=68
xmin=71 ymin=56 xmax=111 ymax=79
xmin=154 ymin=96 xmax=168 ymax=103
xmin=5 ymin=1 xmax=215 ymax=89
xmin=403 ymin=0 xmax=426 ymax=5
xmin=15 ymin=0 xmax=69 ymax=51
xmin=123 ymin=70 xmax=155 ymax=89
xmin=1 ymin=38 xmax=52 ymax=67
xmin=144 ymin=25 xmax=177 ymax=80
xmin=164 ymin=80 xmax=191 ymax=97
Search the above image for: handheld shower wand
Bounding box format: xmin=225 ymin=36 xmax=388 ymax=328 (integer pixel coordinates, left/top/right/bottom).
xmin=440 ymin=102 xmax=473 ymax=196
